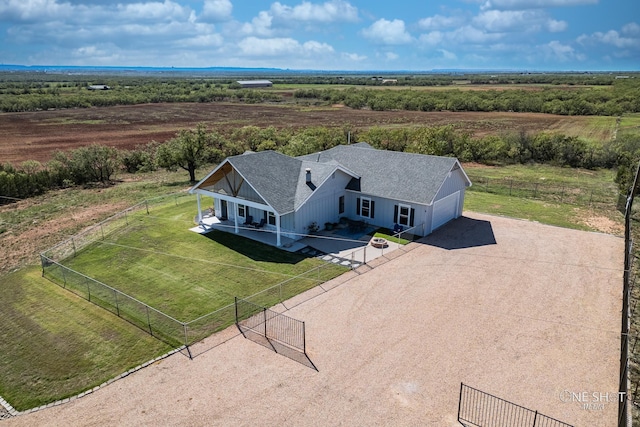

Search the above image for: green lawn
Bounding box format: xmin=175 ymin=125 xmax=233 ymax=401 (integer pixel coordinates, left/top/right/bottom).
xmin=58 ymin=197 xmax=347 ymax=322
xmin=464 ymin=191 xmax=594 ymax=231
xmin=0 ymin=266 xmax=172 ymax=411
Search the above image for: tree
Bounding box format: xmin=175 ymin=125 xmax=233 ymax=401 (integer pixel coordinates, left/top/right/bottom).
xmin=156 ymin=123 xmax=219 ymax=183
xmin=54 ymin=145 xmax=119 ymax=185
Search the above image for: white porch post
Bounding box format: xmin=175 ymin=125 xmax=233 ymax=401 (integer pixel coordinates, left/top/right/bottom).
xmin=233 ymin=202 xmax=239 ymax=234
xmin=276 ymin=213 xmax=282 ymax=247
xmin=196 ymin=193 xmax=202 ymax=223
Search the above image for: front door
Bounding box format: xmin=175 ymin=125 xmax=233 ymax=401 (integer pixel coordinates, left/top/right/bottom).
xmin=221 ymin=200 xmax=228 ymax=219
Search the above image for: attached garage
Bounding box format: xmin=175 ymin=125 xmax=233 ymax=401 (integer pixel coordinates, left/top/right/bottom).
xmin=432 ymin=191 xmax=461 ymax=231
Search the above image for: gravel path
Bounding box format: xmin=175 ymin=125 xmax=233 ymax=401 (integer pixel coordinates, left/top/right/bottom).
xmin=2 ymin=213 xmax=623 ymax=427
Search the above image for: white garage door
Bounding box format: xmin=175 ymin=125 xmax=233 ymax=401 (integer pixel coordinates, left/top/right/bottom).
xmin=432 ymin=191 xmax=460 ymax=231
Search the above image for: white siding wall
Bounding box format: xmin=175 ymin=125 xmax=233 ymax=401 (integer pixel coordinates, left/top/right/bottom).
xmin=345 ymin=191 xmax=430 ymax=236
xmin=294 ymin=171 xmax=353 ymax=235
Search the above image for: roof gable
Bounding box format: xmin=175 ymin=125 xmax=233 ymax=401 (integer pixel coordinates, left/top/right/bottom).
xmin=191 ymin=150 xmax=354 ymax=214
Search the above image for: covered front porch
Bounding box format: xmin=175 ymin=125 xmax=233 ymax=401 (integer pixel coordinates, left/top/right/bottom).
xmin=190 ymin=211 xmax=403 ymax=268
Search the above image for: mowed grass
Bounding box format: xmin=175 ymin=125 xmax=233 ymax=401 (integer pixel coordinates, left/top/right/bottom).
xmin=464 ymin=191 xmax=593 ymax=231
xmin=463 ymin=163 xmax=623 ymax=232
xmin=61 ymin=197 xmax=347 ymax=321
xmin=0 ymin=266 xmax=171 ymax=411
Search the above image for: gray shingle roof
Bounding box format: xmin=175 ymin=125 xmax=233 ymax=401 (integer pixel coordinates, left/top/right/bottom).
xmin=298 ymin=145 xmax=461 ymax=205
xmin=226 ymin=151 xmax=341 ymax=214
xmin=194 ymin=144 xmax=466 ymax=214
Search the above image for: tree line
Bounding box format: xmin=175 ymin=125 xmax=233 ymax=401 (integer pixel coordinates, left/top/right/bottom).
xmin=1 ymin=74 xmax=638 ymax=115
xmin=2 ymin=123 xmax=638 ymax=201
xmin=294 ymin=80 xmax=640 ymax=116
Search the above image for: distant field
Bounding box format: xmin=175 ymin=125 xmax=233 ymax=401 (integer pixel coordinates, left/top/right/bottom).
xmin=0 ymin=102 xmax=614 ymax=164
xmin=272 ymin=83 xmax=609 ymax=92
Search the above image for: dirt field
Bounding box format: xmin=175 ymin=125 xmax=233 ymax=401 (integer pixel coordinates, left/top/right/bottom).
xmin=0 ymin=103 xmax=598 ymax=164
xmin=2 ymin=212 xmax=622 ymax=427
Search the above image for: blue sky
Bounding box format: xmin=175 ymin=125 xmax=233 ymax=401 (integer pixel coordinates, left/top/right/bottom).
xmin=0 ymin=0 xmax=638 ymax=71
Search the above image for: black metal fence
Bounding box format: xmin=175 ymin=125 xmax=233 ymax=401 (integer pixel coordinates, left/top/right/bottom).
xmin=235 ymin=297 xmax=306 ymax=353
xmin=619 ymin=161 xmax=640 ymax=427
xmin=458 ymin=383 xmax=573 ymax=427
xmin=39 ymin=192 xmax=344 ymax=359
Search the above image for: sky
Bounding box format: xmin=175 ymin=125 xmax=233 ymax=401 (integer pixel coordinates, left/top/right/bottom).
xmin=0 ymin=0 xmax=638 ymax=71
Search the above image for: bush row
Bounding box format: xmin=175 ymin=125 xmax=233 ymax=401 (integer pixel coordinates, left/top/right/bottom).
xmin=294 ymin=81 xmax=640 ymax=116
xmin=3 ymin=124 xmax=639 ymax=200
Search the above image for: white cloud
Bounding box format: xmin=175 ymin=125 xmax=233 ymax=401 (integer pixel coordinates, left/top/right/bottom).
xmin=116 ymin=1 xmax=191 ymax=23
xmin=541 ymin=40 xmax=585 ymax=61
xmin=361 ymin=19 xmax=413 ymax=45
xmin=473 ymin=10 xmax=566 ymax=33
xmin=578 ymin=29 xmax=639 ymax=48
xmin=546 ymin=19 xmax=567 ymax=32
xmin=418 ymin=14 xmax=464 ymax=31
xmin=200 ymin=0 xmax=232 ymax=23
xmin=448 ymin=25 xmax=503 ymax=43
xmin=237 ymin=37 xmax=334 ymax=57
xmin=622 ymin=22 xmax=640 ymax=36
xmin=342 ymin=52 xmax=367 ymax=61
xmin=270 ymin=0 xmax=358 ymax=23
xmin=385 ymin=52 xmax=399 ymax=60
xmin=0 ymin=0 xmax=74 ymax=22
xmin=241 ymin=11 xmax=273 ymax=37
xmin=438 ymin=49 xmax=457 ymax=60
xmin=179 ymin=33 xmax=224 ymax=47
xmin=481 ymin=0 xmax=598 ymax=10
xmin=418 ymin=31 xmax=444 ymax=46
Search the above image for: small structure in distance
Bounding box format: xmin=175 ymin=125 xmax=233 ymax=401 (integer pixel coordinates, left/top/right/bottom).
xmin=236 ymin=80 xmax=273 ymax=88
xmin=87 ymin=84 xmax=111 ymax=90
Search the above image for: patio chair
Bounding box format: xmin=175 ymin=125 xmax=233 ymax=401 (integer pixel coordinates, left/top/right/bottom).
xmin=243 ymin=215 xmax=253 ymax=226
xmin=393 ymin=223 xmax=403 ymax=234
xmin=253 ymin=218 xmax=266 ymax=228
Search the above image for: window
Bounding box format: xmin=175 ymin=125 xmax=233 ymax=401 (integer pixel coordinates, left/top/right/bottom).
xmin=268 ymin=211 xmax=276 ymax=226
xmin=394 ymin=204 xmax=414 ymax=227
xmin=338 ymin=196 xmax=345 ymax=214
xmin=398 ymin=204 xmax=410 ymax=226
xmin=357 ymin=197 xmax=374 ymax=219
xmin=238 ymin=204 xmax=246 ymax=218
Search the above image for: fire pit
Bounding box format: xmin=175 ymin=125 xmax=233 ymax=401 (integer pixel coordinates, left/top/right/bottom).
xmin=370 ymin=237 xmax=388 ymax=248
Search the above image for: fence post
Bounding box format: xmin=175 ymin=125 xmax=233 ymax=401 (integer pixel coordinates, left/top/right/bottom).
xmin=533 ymin=410 xmax=538 ymax=426
xmin=114 ymin=289 xmax=120 ymax=316
xmin=61 ymin=264 xmax=67 ymax=287
xmin=302 ymin=321 xmax=306 ymax=355
xmin=146 ymin=306 xmax=152 ymax=335
xmin=86 ymin=277 xmax=91 ymax=301
xmin=364 ymin=246 xmax=367 ymax=264
xmin=72 ymin=238 xmax=77 ymax=257
xmin=509 ymin=179 xmax=513 ymax=196
xmin=145 ymin=200 xmax=149 ymax=215
xmin=457 ymin=383 xmax=464 ymax=422
xmin=534 ymin=183 xmax=538 ymax=198
xmin=125 ymin=210 xmax=128 ymax=225
xmin=560 ymin=186 xmax=565 ymax=203
xmin=263 ymin=308 xmax=268 ymax=339
xmin=234 ymin=297 xmax=238 ymax=324
xmin=183 ymin=324 xmax=189 ymax=348
xmin=100 ymin=224 xmax=105 ymax=240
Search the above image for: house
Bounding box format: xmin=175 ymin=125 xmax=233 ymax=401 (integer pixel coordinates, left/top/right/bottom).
xmin=189 ymin=143 xmax=471 ymax=246
xmin=236 ymin=80 xmax=273 ymax=88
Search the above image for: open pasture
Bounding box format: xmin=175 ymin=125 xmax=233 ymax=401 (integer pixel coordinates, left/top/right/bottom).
xmin=0 ymin=102 xmax=613 ymax=164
